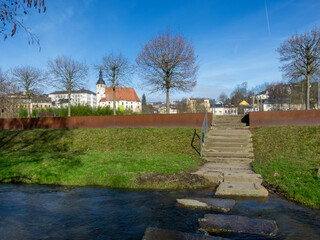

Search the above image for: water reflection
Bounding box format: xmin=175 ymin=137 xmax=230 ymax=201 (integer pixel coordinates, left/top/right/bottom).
xmin=0 ymin=184 xmax=319 ymax=240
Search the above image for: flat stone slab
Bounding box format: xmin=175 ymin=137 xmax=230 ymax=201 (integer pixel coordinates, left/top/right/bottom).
xmin=199 ymin=214 xmax=278 ymax=237
xmin=206 ymin=135 xmax=252 ymax=141
xmin=207 ymin=138 xmax=252 ymax=144
xmin=204 ymin=157 xmax=253 ymax=164
xmin=176 ymin=198 xmax=236 ymax=212
xmin=200 ymin=163 xmax=253 ymax=171
xmin=215 ymin=182 xmax=268 ymax=198
xmin=204 ymin=142 xmax=253 ymax=148
xmin=142 ymin=227 xmax=227 ymax=240
xmin=204 ymin=147 xmax=253 ymax=153
xmin=193 ymin=171 xmax=223 ymax=184
xmin=207 ymin=130 xmax=252 ymax=136
xmin=223 ymin=173 xmax=263 ymax=184
xmin=203 ymin=152 xmax=254 ymax=158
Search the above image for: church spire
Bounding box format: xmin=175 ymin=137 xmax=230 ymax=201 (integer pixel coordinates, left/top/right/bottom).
xmin=96 ymin=65 xmax=105 ymax=85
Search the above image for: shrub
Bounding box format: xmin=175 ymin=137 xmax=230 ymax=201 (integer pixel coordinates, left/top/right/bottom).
xmin=17 ymin=105 xmax=137 ymax=118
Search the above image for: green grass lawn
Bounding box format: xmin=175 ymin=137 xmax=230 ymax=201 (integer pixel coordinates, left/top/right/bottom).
xmin=252 ymin=126 xmax=320 ymax=209
xmin=0 ymin=128 xmax=208 ymax=189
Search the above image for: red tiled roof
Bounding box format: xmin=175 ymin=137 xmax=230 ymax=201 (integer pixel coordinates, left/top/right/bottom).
xmin=100 ymin=87 xmax=141 ymax=102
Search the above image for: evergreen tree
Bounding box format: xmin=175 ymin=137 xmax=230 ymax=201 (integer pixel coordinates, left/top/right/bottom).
xmin=142 ymin=93 xmax=147 ymax=113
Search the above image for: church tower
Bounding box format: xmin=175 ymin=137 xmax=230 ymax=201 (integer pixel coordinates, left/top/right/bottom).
xmin=96 ymin=66 xmax=106 ymax=107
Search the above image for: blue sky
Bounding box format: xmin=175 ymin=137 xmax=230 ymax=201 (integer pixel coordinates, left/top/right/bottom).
xmin=1 ymin=0 xmax=320 ymax=102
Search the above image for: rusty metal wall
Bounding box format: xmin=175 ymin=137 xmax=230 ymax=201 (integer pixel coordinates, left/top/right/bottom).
xmin=249 ymin=110 xmax=320 ymax=127
xmin=0 ymin=113 xmax=211 ymax=130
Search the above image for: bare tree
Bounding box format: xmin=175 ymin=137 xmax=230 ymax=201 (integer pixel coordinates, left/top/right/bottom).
xmin=11 ymin=65 xmax=45 ymax=118
xmin=0 ymin=0 xmax=46 ymax=46
xmin=98 ymin=52 xmax=132 ymax=115
xmin=48 ymin=56 xmax=88 ymax=117
xmin=0 ymin=68 xmax=7 ymax=94
xmin=0 ymin=68 xmax=20 ymax=118
xmin=176 ymin=99 xmax=189 ymax=113
xmin=251 ymin=82 xmax=270 ymax=95
xmin=136 ymin=29 xmax=199 ymax=113
xmin=218 ymin=92 xmax=228 ymax=105
xmin=230 ymin=82 xmax=249 ymax=107
xmin=0 ymin=68 xmax=9 ymax=117
xmin=277 ymin=28 xmax=320 ymax=110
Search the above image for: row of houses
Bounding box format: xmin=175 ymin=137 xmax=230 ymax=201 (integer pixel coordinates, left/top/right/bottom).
xmin=147 ymin=99 xmax=238 ymax=115
xmin=5 ymin=69 xmax=313 ymax=117
xmin=3 ymin=68 xmax=142 ymax=115
xmin=49 ymin=68 xmax=142 ymax=112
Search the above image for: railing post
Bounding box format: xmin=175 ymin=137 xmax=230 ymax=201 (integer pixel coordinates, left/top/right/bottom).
xmin=212 ymin=108 xmax=214 ymax=127
xmin=200 ymin=126 xmax=203 ymax=156
xmin=200 ymin=111 xmax=209 ymax=157
xmin=206 ymin=112 xmax=208 ymax=133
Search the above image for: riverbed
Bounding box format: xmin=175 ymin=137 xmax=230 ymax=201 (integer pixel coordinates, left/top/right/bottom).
xmin=0 ymin=183 xmax=319 ymax=239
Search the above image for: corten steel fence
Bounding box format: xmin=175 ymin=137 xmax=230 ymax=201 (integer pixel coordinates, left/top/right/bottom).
xmin=200 ymin=111 xmax=210 ymax=156
xmin=0 ymin=113 xmax=212 ymax=130
xmin=249 ymin=110 xmax=320 ymax=127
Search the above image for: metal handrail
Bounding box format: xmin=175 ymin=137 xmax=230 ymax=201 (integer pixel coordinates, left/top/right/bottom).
xmin=212 ymin=107 xmax=214 ymax=127
xmin=200 ymin=111 xmax=209 ymax=156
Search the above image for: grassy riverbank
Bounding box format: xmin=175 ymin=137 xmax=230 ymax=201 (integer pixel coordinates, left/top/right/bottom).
xmin=252 ymin=126 xmax=320 ymax=209
xmin=0 ymin=128 xmax=209 ymax=189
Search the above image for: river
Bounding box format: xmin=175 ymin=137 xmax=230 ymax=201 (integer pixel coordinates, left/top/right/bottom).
xmin=0 ymin=183 xmax=319 ymax=239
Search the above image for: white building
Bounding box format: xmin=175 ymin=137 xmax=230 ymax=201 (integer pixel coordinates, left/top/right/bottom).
xmin=211 ymin=103 xmax=238 ymax=115
xmin=49 ymin=89 xmax=96 ymax=108
xmin=96 ymin=69 xmax=141 ymax=112
xmin=158 ymin=102 xmax=178 ymax=114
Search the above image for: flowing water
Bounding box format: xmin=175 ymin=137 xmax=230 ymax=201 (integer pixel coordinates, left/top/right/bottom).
xmin=0 ymin=183 xmax=319 ymax=240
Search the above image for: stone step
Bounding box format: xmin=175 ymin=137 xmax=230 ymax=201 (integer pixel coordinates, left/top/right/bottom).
xmin=205 ymin=137 xmax=252 ymax=144
xmin=207 ymin=130 xmax=251 ymax=136
xmin=142 ymin=227 xmax=225 ymax=240
xmin=213 ymin=123 xmax=243 ymax=126
xmin=176 ymin=198 xmax=236 ymax=212
xmin=215 ymin=182 xmax=269 ymax=198
xmin=213 ymin=121 xmax=245 ymax=125
xmin=212 ymin=125 xmax=249 ymax=129
xmin=203 ymin=142 xmax=253 ymax=148
xmin=199 ymin=214 xmax=277 ymax=237
xmin=194 ymin=163 xmax=255 ymax=176
xmin=213 ymin=119 xmax=243 ymax=122
xmin=223 ymin=173 xmax=263 ymax=184
xmin=200 ymin=162 xmax=253 ymax=170
xmin=203 ymin=151 xmax=254 ymax=158
xmin=206 ymin=135 xmax=252 ymax=140
xmin=213 ymin=118 xmax=244 ymax=122
xmin=204 ymin=146 xmax=253 ymax=153
xmin=204 ymin=157 xmax=253 ymax=164
xmin=213 ymin=116 xmax=243 ymax=119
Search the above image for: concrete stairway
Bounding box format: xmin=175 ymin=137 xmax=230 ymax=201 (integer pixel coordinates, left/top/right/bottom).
xmin=195 ymin=115 xmax=268 ymax=198
xmin=144 ymin=116 xmax=276 ymax=239
xmin=147 ymin=116 xmax=277 ymax=239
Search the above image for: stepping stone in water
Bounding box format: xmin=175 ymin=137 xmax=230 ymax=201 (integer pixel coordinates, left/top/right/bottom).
xmin=199 ymin=214 xmax=278 ymax=237
xmin=176 ymin=198 xmax=236 ymax=212
xmin=142 ymin=227 xmax=228 ymax=240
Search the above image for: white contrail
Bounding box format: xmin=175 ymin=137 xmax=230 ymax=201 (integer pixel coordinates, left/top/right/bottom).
xmin=265 ymin=0 xmax=271 ymax=36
